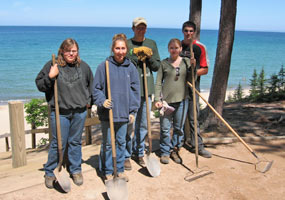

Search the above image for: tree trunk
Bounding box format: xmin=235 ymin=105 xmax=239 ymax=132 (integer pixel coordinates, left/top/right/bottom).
xmin=207 ymin=0 xmax=237 ymax=123
xmin=189 ymin=0 xmax=202 ymax=40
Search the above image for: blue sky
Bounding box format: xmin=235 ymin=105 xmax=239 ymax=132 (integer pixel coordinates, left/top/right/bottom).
xmin=0 ymin=0 xmax=284 ymax=32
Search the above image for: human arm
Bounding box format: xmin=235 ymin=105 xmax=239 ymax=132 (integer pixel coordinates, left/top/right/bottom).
xmin=146 ymin=40 xmax=160 ymax=72
xmin=35 ymin=60 xmax=55 ymax=92
xmin=154 ymin=62 xmax=163 ymax=105
xmin=92 ymin=63 xmax=108 ymax=108
xmin=129 ymin=64 xmax=141 ymax=115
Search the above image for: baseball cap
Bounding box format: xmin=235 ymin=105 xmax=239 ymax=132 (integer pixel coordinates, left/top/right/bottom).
xmin=132 ymin=17 xmax=147 ymax=27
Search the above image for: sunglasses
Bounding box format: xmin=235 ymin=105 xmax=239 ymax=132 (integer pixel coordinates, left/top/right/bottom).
xmin=175 ymin=67 xmax=180 ymax=81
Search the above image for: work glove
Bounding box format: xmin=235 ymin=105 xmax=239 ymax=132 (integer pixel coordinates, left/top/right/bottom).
xmin=129 ymin=114 xmax=135 ymax=124
xmin=133 ymin=46 xmax=153 ymax=62
xmin=103 ymin=99 xmax=113 ymax=109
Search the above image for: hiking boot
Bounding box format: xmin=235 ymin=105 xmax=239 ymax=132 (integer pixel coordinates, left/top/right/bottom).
xmin=72 ymin=172 xmax=83 ymax=186
xmin=117 ymin=172 xmax=129 ymax=182
xmin=160 ymin=156 xmax=169 ymax=164
xmin=44 ymin=175 xmax=55 ymax=189
xmin=170 ymin=151 xmax=182 ymax=164
xmin=124 ymin=158 xmax=132 ymax=171
xmin=199 ymin=148 xmax=212 ymax=158
xmin=189 ymin=147 xmax=212 ymax=158
xmin=132 ymin=156 xmax=145 ymax=166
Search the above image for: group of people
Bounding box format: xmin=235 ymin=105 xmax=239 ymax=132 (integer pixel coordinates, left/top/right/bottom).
xmin=35 ymin=17 xmax=212 ymax=189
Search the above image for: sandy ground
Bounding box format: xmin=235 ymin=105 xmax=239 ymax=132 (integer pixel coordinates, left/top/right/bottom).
xmin=0 ymin=139 xmax=284 ymax=200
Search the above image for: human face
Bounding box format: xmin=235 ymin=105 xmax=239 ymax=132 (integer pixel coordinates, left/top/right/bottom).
xmin=113 ymin=40 xmax=127 ymax=64
xmin=168 ymin=42 xmax=182 ymax=60
xmin=183 ymin=26 xmax=195 ymax=40
xmin=63 ymin=44 xmax=78 ymax=64
xmin=133 ymin=24 xmax=147 ymax=39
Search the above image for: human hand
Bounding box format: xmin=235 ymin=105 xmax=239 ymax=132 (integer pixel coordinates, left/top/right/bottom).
xmin=49 ymin=64 xmax=59 ymax=79
xmin=129 ymin=114 xmax=135 ymax=124
xmin=190 ymin=57 xmax=196 ymax=67
xmin=155 ymin=101 xmax=163 ymax=109
xmin=103 ymin=99 xmax=113 ymax=109
xmin=133 ymin=46 xmax=153 ymax=61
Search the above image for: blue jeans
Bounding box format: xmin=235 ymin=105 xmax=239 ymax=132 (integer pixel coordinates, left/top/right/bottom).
xmin=131 ymin=96 xmax=152 ymax=157
xmin=45 ymin=110 xmax=87 ymax=177
xmin=99 ymin=121 xmax=127 ymax=176
xmin=160 ymin=99 xmax=188 ymax=156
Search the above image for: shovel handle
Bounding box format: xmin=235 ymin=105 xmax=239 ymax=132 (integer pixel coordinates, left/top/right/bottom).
xmin=143 ymin=61 xmax=152 ymax=154
xmin=105 ymin=60 xmax=118 ymax=176
xmin=186 ymin=81 xmax=258 ymax=159
xmin=53 ymin=54 xmax=64 ymax=168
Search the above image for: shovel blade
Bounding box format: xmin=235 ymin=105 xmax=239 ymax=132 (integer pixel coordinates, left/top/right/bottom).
xmin=145 ymin=154 xmax=160 ymax=177
xmin=255 ymin=160 xmax=273 ymax=173
xmin=106 ymin=178 xmax=128 ymax=200
xmin=54 ymin=167 xmax=71 ymax=193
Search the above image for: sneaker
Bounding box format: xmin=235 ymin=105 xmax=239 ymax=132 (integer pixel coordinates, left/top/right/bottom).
xmin=72 ymin=172 xmax=83 ymax=186
xmin=44 ymin=175 xmax=55 ymax=189
xmin=124 ymin=159 xmax=132 ymax=171
xmin=160 ymin=156 xmax=169 ymax=164
xmin=117 ymin=172 xmax=129 ymax=182
xmin=170 ymin=151 xmax=182 ymax=164
xmin=199 ymin=148 xmax=212 ymax=158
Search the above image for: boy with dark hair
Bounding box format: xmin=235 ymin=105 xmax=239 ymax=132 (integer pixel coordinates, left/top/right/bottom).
xmin=181 ymin=20 xmax=212 ymax=158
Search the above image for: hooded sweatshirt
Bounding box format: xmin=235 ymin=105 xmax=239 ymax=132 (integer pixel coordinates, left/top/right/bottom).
xmin=92 ymin=56 xmax=140 ymax=122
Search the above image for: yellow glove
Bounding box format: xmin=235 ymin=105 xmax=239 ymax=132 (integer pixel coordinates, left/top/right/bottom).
xmin=133 ymin=46 xmax=153 ymax=61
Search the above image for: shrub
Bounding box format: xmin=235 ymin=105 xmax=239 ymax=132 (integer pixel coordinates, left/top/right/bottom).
xmin=24 ymin=98 xmax=48 ymax=128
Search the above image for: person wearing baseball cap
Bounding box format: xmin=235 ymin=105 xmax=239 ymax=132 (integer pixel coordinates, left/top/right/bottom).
xmin=125 ymin=17 xmax=161 ymax=170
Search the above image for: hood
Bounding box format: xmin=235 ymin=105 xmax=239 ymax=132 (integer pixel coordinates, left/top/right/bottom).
xmin=107 ymin=56 xmax=132 ymax=67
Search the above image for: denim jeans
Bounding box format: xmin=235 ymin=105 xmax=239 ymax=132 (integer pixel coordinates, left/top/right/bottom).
xmin=99 ymin=121 xmax=128 ymax=176
xmin=131 ymin=96 xmax=152 ymax=157
xmin=186 ymin=91 xmax=204 ymax=149
xmin=44 ymin=110 xmax=87 ymax=177
xmin=125 ymin=114 xmax=136 ymax=159
xmin=160 ymin=99 xmax=188 ymax=156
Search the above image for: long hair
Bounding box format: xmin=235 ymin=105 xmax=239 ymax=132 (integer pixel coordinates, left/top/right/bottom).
xmin=57 ymin=38 xmax=81 ymax=66
xmin=111 ymin=33 xmax=128 ymax=55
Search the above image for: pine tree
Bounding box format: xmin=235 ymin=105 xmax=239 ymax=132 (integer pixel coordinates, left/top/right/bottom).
xmin=267 ymin=74 xmax=279 ymax=94
xmin=233 ymin=82 xmax=244 ymax=101
xmin=257 ymin=68 xmax=266 ymax=96
xmin=249 ymin=69 xmax=258 ymax=100
xmin=278 ymin=64 xmax=285 ymax=91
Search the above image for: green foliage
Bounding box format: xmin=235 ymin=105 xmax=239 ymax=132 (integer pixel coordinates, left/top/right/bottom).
xmin=249 ymin=69 xmax=259 ymax=100
xmin=257 ymin=67 xmax=266 ymax=95
xmin=37 ymin=137 xmax=49 ymax=147
xmin=233 ymin=82 xmax=244 ymax=101
xmin=24 ymin=99 xmax=48 ymax=128
xmin=229 ymin=65 xmax=285 ymax=103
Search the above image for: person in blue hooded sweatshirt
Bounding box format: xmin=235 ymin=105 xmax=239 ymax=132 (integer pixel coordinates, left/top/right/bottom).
xmin=92 ymin=33 xmax=140 ymax=182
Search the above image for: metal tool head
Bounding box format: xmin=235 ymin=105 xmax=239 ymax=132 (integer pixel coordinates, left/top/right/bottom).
xmin=145 ymin=154 xmax=161 ymax=177
xmin=105 ymin=177 xmax=128 ymax=200
xmin=255 ymin=159 xmax=273 ymax=173
xmin=53 ymin=166 xmax=71 ymax=193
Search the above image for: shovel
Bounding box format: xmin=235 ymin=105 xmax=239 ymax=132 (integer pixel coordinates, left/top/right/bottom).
xmin=185 ymin=40 xmax=213 ymax=182
xmin=104 ymin=60 xmax=128 ymax=200
xmin=186 ymin=81 xmax=273 ymax=173
xmin=52 ymin=54 xmax=71 ymax=192
xmin=142 ymin=61 xmax=161 ymax=177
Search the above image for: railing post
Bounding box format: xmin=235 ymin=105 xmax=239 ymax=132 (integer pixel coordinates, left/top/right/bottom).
xmin=8 ymin=101 xmax=27 ymax=168
xmin=31 ymin=122 xmax=36 ymax=149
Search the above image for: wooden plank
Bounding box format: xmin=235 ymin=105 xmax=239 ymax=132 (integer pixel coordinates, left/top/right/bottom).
xmin=84 ymin=117 xmax=100 ymax=127
xmin=8 ymin=101 xmax=27 ymax=168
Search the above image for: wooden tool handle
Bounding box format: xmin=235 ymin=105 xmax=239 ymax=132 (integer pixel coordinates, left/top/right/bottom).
xmin=143 ymin=61 xmax=152 ymax=154
xmin=105 ymin=60 xmax=118 ymax=176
